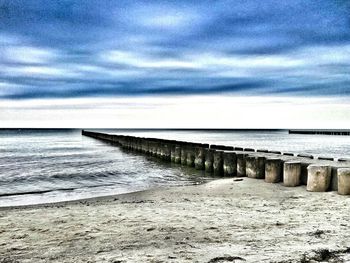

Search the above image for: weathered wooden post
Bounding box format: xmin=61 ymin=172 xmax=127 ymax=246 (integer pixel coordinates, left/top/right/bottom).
xmin=205 ymin=149 xmax=215 ymax=173
xmin=151 ymin=142 xmax=157 ymax=157
xmin=338 ymin=158 xmax=350 ymax=162
xmin=141 ymin=140 xmax=148 ymax=154
xmin=306 ymin=164 xmax=331 ymax=192
xmin=174 ymin=146 xmax=182 ymax=164
xmin=186 ymin=147 xmax=196 ymax=167
xmin=194 ymin=147 xmax=206 ymax=170
xmin=265 ymin=158 xmax=283 ymax=183
xmin=130 ymin=138 xmax=136 ymax=150
xmin=246 ymin=156 xmax=265 ymax=179
xmin=213 ymin=151 xmax=224 ymax=176
xmin=337 ymin=168 xmax=350 ymax=195
xmin=135 ymin=138 xmax=141 ymax=152
xmin=162 ymin=144 xmax=171 ymax=162
xmin=181 ymin=147 xmax=187 ymax=165
xmin=283 ymin=161 xmax=301 ymax=187
xmin=156 ymin=144 xmax=162 ymax=158
xmin=244 ymin=148 xmax=255 ymax=152
xmin=170 ymin=145 xmax=176 ymax=162
xmin=297 ymin=154 xmax=314 ymax=159
xmin=236 ymin=153 xmax=246 ymax=177
xmin=223 ymin=152 xmax=236 ymax=177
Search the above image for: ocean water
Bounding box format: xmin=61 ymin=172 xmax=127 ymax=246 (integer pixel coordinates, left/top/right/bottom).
xmin=0 ymin=129 xmax=208 ymax=207
xmin=0 ymin=129 xmax=349 ymax=207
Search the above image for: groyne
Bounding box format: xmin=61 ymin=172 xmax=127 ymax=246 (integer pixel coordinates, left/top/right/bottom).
xmin=289 ymin=129 xmax=350 ymax=136
xmin=82 ymin=130 xmax=350 ymax=195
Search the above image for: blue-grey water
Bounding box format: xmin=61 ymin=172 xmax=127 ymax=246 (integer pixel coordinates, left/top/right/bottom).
xmin=0 ymin=129 xmax=349 ymax=207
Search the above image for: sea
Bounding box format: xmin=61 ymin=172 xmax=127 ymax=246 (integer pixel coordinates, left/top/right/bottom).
xmin=0 ymin=129 xmax=349 ymax=207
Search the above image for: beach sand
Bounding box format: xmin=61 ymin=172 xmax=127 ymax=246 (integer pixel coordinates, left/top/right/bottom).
xmin=0 ymin=178 xmax=350 ymax=263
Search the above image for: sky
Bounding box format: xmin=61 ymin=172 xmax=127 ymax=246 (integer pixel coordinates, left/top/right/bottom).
xmin=0 ymin=0 xmax=349 ymax=128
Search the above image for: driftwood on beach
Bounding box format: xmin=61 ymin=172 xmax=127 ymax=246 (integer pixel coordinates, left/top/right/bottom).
xmin=82 ymin=130 xmax=350 ymax=195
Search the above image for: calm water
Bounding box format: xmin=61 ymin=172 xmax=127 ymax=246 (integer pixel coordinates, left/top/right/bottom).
xmin=0 ymin=129 xmax=349 ymax=207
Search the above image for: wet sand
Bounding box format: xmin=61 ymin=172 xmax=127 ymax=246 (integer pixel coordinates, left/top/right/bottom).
xmin=0 ymin=178 xmax=350 ymax=263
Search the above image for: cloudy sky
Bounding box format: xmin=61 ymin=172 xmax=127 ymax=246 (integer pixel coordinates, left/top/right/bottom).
xmin=0 ymin=0 xmax=349 ymax=128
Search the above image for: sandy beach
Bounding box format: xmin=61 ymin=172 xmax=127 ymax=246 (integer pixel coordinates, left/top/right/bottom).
xmin=1 ymin=178 xmax=350 ymax=263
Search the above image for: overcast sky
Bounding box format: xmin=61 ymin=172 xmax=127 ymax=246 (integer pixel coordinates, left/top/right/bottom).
xmin=0 ymin=0 xmax=349 ymax=128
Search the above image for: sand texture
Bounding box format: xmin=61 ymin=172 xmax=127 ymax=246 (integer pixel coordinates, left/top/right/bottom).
xmin=1 ymin=178 xmax=350 ymax=263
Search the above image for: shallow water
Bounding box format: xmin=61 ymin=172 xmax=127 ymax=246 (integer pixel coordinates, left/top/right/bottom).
xmin=0 ymin=129 xmax=349 ymax=206
xmin=0 ymin=129 xmax=207 ymax=207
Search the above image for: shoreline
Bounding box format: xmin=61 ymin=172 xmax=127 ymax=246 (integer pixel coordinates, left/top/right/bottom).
xmin=0 ymin=185 xmax=174 ymax=210
xmin=1 ymin=177 xmax=350 ymax=262
xmin=0 ymin=176 xmax=343 ymax=210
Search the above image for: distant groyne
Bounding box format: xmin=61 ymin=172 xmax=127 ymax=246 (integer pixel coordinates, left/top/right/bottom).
xmin=82 ymin=130 xmax=350 ymax=195
xmin=289 ymin=129 xmax=350 ymax=136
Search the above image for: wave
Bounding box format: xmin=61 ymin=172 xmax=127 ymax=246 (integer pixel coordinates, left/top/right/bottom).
xmin=0 ymin=183 xmax=118 ymax=198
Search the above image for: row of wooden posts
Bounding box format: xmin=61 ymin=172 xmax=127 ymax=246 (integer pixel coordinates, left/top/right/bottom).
xmin=82 ymin=130 xmax=350 ymax=195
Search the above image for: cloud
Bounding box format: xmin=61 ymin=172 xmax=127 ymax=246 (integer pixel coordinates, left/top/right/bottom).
xmin=126 ymin=3 xmax=202 ymax=31
xmin=2 ymin=46 xmax=58 ymax=64
xmin=101 ymin=50 xmax=200 ymax=69
xmin=0 ymin=0 xmax=349 ymax=100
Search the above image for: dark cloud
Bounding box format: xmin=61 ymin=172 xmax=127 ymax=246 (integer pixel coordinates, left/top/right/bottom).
xmin=0 ymin=76 xmax=268 ymax=99
xmin=0 ymin=0 xmax=349 ymax=99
